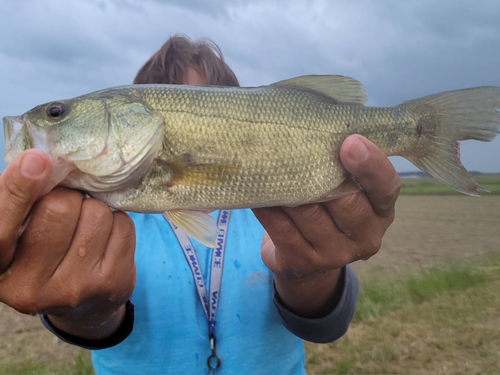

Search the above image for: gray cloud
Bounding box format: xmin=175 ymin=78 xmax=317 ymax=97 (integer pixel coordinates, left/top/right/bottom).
xmin=84 ymin=0 xmax=264 ymax=17
xmin=1 ymin=0 xmax=499 ymax=173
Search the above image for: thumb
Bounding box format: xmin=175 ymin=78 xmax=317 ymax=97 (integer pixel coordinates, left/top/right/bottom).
xmin=0 ymin=149 xmax=52 ymax=273
xmin=340 ymin=135 xmax=400 ymax=218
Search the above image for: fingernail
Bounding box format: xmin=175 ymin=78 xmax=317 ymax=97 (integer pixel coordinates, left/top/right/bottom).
xmin=20 ymin=153 xmax=46 ymax=178
xmin=348 ymin=138 xmax=369 ymax=163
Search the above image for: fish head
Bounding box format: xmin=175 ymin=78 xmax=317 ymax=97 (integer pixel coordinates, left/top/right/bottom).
xmin=4 ymin=98 xmax=109 ymax=163
xmin=3 ymin=92 xmax=164 ymax=194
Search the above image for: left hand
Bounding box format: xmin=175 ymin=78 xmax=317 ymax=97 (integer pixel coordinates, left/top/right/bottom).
xmin=252 ymin=135 xmax=401 ymax=318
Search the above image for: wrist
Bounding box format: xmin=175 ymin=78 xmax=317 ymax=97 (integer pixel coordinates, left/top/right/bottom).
xmin=47 ymin=304 xmax=126 ymax=341
xmin=274 ymin=267 xmax=344 ymax=319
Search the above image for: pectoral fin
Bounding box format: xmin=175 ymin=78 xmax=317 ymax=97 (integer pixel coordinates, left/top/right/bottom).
xmin=158 ymin=152 xmax=242 ymax=187
xmin=163 ymin=210 xmax=217 ymax=247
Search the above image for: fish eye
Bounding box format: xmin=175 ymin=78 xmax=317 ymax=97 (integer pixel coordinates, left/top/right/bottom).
xmin=46 ymin=102 xmax=66 ymax=119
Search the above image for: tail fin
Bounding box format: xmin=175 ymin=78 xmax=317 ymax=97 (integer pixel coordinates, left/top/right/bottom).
xmin=402 ymin=87 xmax=500 ymax=196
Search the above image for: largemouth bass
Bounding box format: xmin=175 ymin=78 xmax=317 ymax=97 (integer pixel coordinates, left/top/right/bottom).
xmin=3 ymin=75 xmax=500 ymax=246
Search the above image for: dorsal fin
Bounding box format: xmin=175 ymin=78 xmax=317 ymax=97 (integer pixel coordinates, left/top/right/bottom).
xmin=272 ymin=75 xmax=367 ymax=105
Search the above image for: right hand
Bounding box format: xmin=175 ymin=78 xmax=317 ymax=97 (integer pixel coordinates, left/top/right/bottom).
xmin=0 ymin=150 xmax=137 ymax=340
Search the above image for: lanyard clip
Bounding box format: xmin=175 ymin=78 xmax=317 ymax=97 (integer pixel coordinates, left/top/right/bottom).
xmin=208 ymin=320 xmax=216 ymax=338
xmin=207 ymin=335 xmax=221 ymax=374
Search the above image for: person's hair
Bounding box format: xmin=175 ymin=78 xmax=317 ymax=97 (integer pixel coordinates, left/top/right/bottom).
xmin=134 ymin=35 xmax=239 ymax=87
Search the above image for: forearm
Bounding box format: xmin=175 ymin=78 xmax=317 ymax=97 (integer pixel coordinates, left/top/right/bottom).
xmin=273 ymin=267 xmax=343 ymax=319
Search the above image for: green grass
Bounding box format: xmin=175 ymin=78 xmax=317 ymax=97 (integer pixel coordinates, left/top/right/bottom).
xmin=314 ymin=277 xmax=500 ymax=374
xmin=306 ymin=253 xmax=500 ymax=374
xmin=354 ymin=259 xmax=498 ymax=322
xmin=399 ymin=174 xmax=500 ymax=195
xmin=0 ymin=354 xmax=93 ymax=375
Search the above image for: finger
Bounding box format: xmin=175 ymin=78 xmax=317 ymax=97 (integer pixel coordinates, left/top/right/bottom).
xmin=58 ymin=199 xmax=114 ymax=275
xmin=0 ymin=150 xmax=52 ymax=272
xmin=12 ymin=188 xmax=84 ymax=278
xmin=252 ymin=207 xmax=311 ymax=252
xmin=280 ymin=204 xmax=352 ymax=252
xmin=101 ymin=212 xmax=135 ymax=269
xmin=323 ymin=181 xmax=380 ymax=237
xmin=340 ymin=135 xmax=400 ymax=219
xmin=37 ymin=209 xmax=131 ymax=313
xmin=322 ymin=185 xmax=385 ymax=261
xmin=100 ymin=211 xmax=136 ymax=301
xmin=252 ymin=207 xmax=322 ymax=276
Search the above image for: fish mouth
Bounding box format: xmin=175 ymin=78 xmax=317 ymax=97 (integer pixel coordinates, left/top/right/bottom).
xmin=2 ymin=115 xmax=37 ymax=164
xmin=3 ymin=116 xmax=23 ymax=149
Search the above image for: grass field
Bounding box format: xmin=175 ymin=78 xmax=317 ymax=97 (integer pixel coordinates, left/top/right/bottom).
xmin=399 ymin=174 xmax=500 ymax=195
xmin=1 ymin=192 xmax=499 ymax=374
xmin=306 ymin=257 xmax=500 ymax=374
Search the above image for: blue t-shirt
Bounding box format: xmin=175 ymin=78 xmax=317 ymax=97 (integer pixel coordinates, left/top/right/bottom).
xmin=92 ymin=209 xmax=307 ymax=374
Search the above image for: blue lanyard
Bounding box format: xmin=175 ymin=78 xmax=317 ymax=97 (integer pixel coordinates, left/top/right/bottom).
xmin=165 ymin=210 xmax=231 ymax=374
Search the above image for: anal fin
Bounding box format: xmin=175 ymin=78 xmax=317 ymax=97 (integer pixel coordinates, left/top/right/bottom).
xmin=286 ymin=178 xmax=361 ymax=206
xmin=311 ymin=178 xmax=362 ymax=203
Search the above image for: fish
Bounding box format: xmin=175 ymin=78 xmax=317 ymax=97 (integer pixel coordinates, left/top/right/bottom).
xmin=3 ymin=75 xmax=500 ymax=246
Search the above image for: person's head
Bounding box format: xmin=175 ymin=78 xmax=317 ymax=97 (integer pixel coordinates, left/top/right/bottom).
xmin=134 ymin=35 xmax=239 ymax=87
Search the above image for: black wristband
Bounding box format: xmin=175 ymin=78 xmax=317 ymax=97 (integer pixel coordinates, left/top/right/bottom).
xmin=40 ymin=300 xmax=135 ymax=350
xmin=273 ymin=266 xmax=359 ymax=344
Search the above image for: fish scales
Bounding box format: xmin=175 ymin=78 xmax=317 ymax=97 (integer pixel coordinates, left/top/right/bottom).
xmin=113 ymin=85 xmax=408 ymax=211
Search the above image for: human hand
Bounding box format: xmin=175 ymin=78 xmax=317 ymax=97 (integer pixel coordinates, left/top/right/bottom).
xmin=0 ymin=150 xmax=136 ymax=340
xmin=253 ymin=135 xmax=400 ymax=318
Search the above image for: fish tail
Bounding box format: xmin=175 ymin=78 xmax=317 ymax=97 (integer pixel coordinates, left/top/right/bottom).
xmin=402 ymin=87 xmax=500 ymax=196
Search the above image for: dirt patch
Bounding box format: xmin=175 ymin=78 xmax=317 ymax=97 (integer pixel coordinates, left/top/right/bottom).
xmin=0 ymin=304 xmax=88 ymax=369
xmin=351 ymin=196 xmax=500 ymax=281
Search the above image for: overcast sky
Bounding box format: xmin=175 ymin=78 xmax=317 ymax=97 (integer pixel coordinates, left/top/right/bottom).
xmin=1 ymin=0 xmax=499 ymax=173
